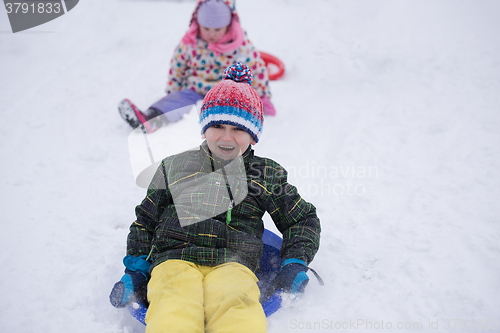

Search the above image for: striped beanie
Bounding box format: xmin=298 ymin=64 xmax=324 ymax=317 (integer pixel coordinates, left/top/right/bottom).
xmin=199 ymin=63 xmax=264 ymax=142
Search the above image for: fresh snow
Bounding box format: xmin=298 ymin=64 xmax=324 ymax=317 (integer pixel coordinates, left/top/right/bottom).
xmin=1 ymin=0 xmax=500 ymax=332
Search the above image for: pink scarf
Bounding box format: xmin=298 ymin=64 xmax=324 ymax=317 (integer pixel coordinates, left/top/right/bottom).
xmin=181 ymin=17 xmax=244 ymax=56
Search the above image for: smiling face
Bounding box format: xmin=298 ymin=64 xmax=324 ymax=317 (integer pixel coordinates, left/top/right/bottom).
xmin=203 ymin=124 xmax=256 ymax=160
xmin=199 ymin=25 xmax=229 ymax=44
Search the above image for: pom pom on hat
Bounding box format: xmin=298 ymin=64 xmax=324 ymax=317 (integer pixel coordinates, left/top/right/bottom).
xmin=197 ymin=0 xmax=232 ymax=29
xmin=200 ymin=63 xmax=264 ymax=143
xmin=222 ymin=62 xmax=253 ymax=85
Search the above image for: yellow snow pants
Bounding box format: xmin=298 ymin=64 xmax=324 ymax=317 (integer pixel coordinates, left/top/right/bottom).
xmin=145 ymin=260 xmax=267 ymax=333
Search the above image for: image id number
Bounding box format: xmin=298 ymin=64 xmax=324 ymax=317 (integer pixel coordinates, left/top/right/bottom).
xmin=5 ymin=2 xmax=62 ymax=14
xmin=444 ymin=319 xmax=499 ymax=330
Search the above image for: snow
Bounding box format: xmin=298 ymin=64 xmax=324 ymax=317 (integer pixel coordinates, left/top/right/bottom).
xmin=1 ymin=0 xmax=500 ymax=332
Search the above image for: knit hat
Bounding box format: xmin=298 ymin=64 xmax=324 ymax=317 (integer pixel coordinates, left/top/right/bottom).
xmin=199 ymin=63 xmax=264 ymax=143
xmin=197 ymin=0 xmax=232 ymax=29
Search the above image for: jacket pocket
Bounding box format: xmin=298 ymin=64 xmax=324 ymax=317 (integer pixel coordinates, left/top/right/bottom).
xmin=154 ymin=217 xmax=229 ymax=251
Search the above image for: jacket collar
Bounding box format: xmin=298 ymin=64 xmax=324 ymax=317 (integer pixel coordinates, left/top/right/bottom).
xmin=200 ymin=140 xmax=253 ymax=171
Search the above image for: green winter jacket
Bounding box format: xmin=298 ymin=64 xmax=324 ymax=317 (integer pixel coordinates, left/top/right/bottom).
xmin=126 ymin=142 xmax=320 ymax=273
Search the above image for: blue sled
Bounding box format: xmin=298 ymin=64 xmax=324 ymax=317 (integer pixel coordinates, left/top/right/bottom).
xmin=128 ymin=229 xmax=283 ymax=325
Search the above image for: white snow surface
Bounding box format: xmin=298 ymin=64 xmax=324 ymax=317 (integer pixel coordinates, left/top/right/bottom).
xmin=1 ymin=0 xmax=500 ymax=332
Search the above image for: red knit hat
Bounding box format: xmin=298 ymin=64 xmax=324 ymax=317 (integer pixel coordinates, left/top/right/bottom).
xmin=199 ymin=63 xmax=264 ymax=142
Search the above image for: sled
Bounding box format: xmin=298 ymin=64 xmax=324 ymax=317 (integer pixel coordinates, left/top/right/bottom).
xmin=128 ymin=228 xmax=284 ymax=325
xmin=260 ymin=51 xmax=285 ymax=81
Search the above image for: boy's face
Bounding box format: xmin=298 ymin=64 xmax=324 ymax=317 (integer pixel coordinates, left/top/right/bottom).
xmin=203 ymin=124 xmax=256 ymax=160
xmin=199 ymin=25 xmax=229 ymax=44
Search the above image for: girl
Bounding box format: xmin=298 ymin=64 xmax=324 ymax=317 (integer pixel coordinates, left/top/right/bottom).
xmin=119 ymin=0 xmax=276 ymax=134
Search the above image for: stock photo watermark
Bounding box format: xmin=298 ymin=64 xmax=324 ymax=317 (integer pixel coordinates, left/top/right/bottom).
xmin=126 ymin=113 xmax=379 ymax=200
xmin=127 ymin=123 xmax=380 ymax=198
xmin=286 ymin=161 xmax=379 ymax=197
xmin=3 ymin=0 xmax=79 ymax=33
xmin=289 ymin=318 xmax=499 ymax=330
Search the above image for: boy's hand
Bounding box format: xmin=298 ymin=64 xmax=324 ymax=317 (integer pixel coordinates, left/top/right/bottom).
xmin=265 ymin=259 xmax=309 ymax=299
xmin=109 ymin=255 xmax=151 ymax=308
xmin=109 ymin=269 xmax=148 ymax=308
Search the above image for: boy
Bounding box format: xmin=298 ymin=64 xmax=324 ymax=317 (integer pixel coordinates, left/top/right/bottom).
xmin=111 ymin=63 xmax=320 ymax=333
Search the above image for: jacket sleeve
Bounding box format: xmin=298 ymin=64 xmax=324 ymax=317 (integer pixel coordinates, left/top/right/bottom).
xmin=165 ymin=43 xmax=190 ymax=94
xmin=238 ymin=34 xmax=272 ymax=99
xmin=262 ymin=163 xmax=320 ymax=264
xmin=126 ymin=161 xmax=172 ymax=257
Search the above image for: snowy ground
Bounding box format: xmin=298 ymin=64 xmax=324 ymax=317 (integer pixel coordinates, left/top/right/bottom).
xmin=1 ymin=0 xmax=500 ymax=332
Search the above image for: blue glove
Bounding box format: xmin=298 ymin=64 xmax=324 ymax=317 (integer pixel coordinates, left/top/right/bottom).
xmin=109 ymin=255 xmax=151 ymax=308
xmin=265 ymin=258 xmax=309 ymax=299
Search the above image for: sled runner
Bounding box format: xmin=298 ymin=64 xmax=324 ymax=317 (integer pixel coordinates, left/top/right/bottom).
xmin=260 ymin=51 xmax=285 ymax=81
xmin=128 ymin=229 xmax=284 ymax=325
